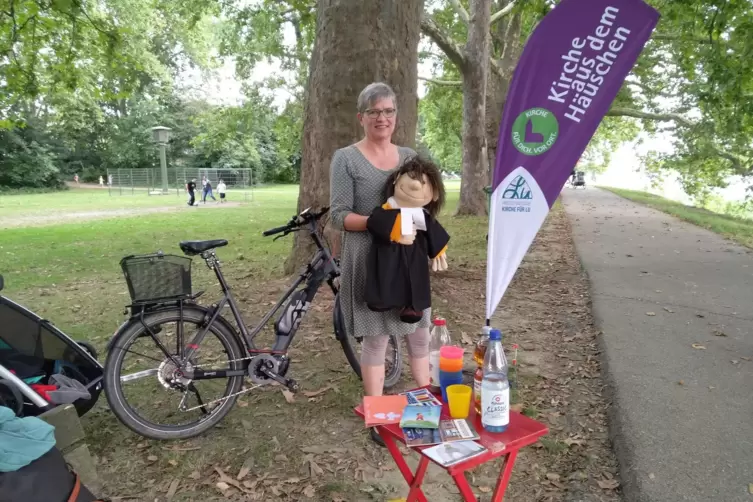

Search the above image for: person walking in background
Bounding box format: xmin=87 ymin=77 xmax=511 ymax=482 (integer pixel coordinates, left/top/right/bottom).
xmin=217 ymin=179 xmax=227 ymax=203
xmin=74 ymin=174 xmax=79 ymax=186
xmin=202 ymin=177 xmax=217 ymax=203
xmin=186 ymin=179 xmax=197 ymax=206
xmin=99 ymin=176 xmax=104 ymax=187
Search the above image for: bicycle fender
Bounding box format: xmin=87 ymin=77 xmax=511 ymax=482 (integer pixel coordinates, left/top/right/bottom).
xmin=106 ymin=304 xmax=238 ymax=352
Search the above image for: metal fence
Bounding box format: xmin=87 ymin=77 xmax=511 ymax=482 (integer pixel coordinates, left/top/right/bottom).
xmin=105 ymin=167 xmax=256 ymax=200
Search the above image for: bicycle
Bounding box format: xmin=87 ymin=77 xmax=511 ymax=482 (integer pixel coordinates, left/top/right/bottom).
xmin=103 ymin=207 xmax=402 ymax=440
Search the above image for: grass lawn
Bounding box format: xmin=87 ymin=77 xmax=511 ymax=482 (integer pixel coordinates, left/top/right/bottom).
xmin=602 ymin=187 xmax=753 ymax=249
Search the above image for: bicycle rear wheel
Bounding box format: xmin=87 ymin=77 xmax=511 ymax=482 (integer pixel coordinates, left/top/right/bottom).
xmin=104 ymin=307 xmax=244 ymax=440
xmin=334 ymin=293 xmax=402 ymax=389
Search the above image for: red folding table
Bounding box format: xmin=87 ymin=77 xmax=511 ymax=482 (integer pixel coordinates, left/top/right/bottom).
xmin=354 ymin=388 xmax=548 ymax=502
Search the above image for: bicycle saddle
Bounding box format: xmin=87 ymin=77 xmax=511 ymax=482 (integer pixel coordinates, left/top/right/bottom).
xmin=179 ymin=239 xmax=229 ymax=256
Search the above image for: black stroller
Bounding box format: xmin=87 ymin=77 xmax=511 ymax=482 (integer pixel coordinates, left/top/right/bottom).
xmin=571 ymin=171 xmax=587 ymax=189
xmin=0 ymin=274 xmax=103 ymax=418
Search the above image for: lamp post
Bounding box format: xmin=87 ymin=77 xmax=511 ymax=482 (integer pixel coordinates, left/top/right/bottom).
xmin=151 ymin=126 xmax=171 ymax=194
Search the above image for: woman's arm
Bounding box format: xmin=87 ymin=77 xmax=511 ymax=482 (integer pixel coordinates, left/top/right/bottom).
xmin=330 ymin=149 xmax=368 ymax=232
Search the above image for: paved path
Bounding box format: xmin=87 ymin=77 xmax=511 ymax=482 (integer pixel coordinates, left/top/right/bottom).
xmin=562 ymin=188 xmax=753 ymax=502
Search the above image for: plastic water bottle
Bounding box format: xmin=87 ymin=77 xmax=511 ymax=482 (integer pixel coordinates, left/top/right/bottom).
xmin=481 ymin=328 xmax=509 ymax=433
xmin=428 ymin=317 xmax=451 ymax=393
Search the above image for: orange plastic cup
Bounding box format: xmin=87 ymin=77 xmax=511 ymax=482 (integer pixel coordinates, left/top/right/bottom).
xmin=439 ymin=357 xmax=463 ymax=372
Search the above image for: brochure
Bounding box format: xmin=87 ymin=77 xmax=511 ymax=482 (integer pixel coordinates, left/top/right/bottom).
xmin=363 ymin=395 xmax=408 ymax=427
xmin=403 ymin=419 xmax=480 ymax=447
xmin=399 ymin=404 xmax=441 ymax=429
xmin=402 ymin=388 xmax=443 ymax=407
xmin=422 ymin=440 xmax=487 ymax=467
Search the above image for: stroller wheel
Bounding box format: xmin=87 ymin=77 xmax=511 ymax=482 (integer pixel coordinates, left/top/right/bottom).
xmin=77 ymin=341 xmax=98 ymax=360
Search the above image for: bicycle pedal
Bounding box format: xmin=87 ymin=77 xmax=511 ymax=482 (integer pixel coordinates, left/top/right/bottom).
xmin=286 ymin=379 xmax=300 ymax=393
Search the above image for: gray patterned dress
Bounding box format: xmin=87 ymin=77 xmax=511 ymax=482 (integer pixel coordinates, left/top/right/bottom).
xmin=330 ymin=144 xmax=432 ymax=338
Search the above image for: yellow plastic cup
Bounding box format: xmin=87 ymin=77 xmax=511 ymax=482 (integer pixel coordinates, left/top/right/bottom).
xmin=446 ymin=384 xmax=472 ymax=419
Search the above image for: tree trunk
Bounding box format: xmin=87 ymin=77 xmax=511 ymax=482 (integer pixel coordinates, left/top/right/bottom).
xmin=486 ymin=5 xmax=523 ymax=178
xmin=284 ymin=0 xmax=424 ymax=273
xmin=455 ymin=0 xmax=491 ymax=216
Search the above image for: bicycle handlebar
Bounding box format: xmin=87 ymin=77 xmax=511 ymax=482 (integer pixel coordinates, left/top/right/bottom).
xmin=262 ymin=206 xmax=330 ymax=237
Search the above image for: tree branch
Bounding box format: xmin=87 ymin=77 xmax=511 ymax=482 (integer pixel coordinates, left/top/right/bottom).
xmin=606 ymin=107 xmax=693 ymax=127
xmin=490 ymin=0 xmax=516 ymax=25
xmin=448 ymin=0 xmax=469 ymax=25
xmin=419 ymin=76 xmax=462 ymax=86
xmin=652 ymin=33 xmax=713 ymax=44
xmin=607 ymin=107 xmax=748 ymax=173
xmin=420 ymin=14 xmax=467 ymax=70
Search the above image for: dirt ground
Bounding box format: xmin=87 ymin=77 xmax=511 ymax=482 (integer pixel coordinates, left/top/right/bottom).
xmin=80 ymin=204 xmax=622 ymax=502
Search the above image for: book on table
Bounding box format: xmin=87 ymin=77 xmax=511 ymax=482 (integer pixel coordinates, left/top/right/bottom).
xmin=403 ymin=419 xmax=480 ymax=447
xmin=363 ymin=395 xmax=408 ymax=427
xmin=422 ymin=440 xmax=487 ymax=467
xmin=399 ymin=404 xmax=442 ymax=429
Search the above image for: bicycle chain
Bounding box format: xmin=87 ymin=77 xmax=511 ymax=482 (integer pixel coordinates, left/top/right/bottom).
xmin=177 ymin=354 xmax=282 ymax=412
xmin=179 ymin=382 xmax=261 ymax=412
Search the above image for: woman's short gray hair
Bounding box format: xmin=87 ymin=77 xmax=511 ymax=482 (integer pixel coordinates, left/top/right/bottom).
xmin=357 ymin=82 xmax=397 ymax=113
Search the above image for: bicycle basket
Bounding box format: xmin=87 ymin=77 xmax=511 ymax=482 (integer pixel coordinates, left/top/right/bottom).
xmin=120 ymin=253 xmax=192 ymax=304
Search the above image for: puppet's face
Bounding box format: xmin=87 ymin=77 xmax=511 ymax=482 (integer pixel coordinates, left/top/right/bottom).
xmin=392 ymin=172 xmax=436 ymax=208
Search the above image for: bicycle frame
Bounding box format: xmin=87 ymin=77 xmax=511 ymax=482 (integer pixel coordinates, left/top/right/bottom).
xmin=172 ymin=218 xmax=340 ymax=381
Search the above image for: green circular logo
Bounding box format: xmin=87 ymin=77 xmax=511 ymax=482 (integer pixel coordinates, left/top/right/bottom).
xmin=511 ymin=107 xmax=559 ymax=156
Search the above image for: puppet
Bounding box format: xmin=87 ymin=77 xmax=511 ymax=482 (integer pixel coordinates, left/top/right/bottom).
xmin=364 ymin=157 xmax=450 ymax=323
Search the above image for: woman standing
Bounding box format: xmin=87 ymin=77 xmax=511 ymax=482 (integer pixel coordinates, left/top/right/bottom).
xmin=330 ymin=82 xmax=432 ymax=446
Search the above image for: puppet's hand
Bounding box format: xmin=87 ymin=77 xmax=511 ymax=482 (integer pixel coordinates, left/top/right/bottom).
xmin=396 ymin=224 xmax=417 ymax=245
xmin=431 ymin=253 xmax=448 ymax=272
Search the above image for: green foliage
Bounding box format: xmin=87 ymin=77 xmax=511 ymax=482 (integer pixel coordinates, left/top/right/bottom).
xmin=0 ymin=126 xmax=63 ymax=189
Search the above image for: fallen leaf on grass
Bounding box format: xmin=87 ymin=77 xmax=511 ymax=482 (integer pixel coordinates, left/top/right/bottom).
xmin=478 ymin=486 xmax=492 ymax=493
xmin=214 ymin=467 xmax=247 ymax=493
xmin=546 ymin=473 xmax=560 ymax=481
xmin=303 ymin=385 xmax=337 ymax=398
xmin=165 ymin=479 xmax=180 ymax=500
xmin=713 ymin=330 xmax=727 ymax=337
xmin=731 ymin=360 xmax=740 ymax=365
xmin=282 ymin=389 xmax=295 ymax=403
xmin=510 ymin=403 xmax=524 ymax=413
xmin=305 ymin=454 xmax=324 ymax=476
xmin=646 ymin=312 xmax=656 ymax=316
xmin=663 ymin=307 xmax=675 ymax=313
xmin=303 ymin=485 xmax=316 ymax=498
xmin=742 ymin=356 xmax=752 ymax=361
xmin=331 ymin=494 xmax=347 ymax=502
xmin=216 ymin=481 xmax=230 ymax=493
xmin=188 ymin=471 xmax=201 ymax=480
xmin=563 ymin=437 xmax=585 ymax=446
xmin=692 ymin=344 xmax=706 ymax=350
xmin=237 ymin=467 xmax=250 ymax=481
xmin=136 ymin=442 xmax=148 ymax=449
xmin=147 ymin=455 xmax=158 ymax=463
xmin=274 ymin=454 xmax=289 ymax=462
xmin=168 ymin=459 xmax=178 ymax=467
xmin=598 ymin=479 xmax=620 ymax=490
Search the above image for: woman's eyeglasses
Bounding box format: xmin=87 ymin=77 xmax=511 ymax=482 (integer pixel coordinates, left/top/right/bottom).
xmin=364 ymin=108 xmax=396 ymax=119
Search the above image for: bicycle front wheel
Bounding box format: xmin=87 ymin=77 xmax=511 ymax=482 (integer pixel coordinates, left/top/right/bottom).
xmin=104 ymin=307 xmax=245 ymax=440
xmin=334 ymin=293 xmax=403 ymax=390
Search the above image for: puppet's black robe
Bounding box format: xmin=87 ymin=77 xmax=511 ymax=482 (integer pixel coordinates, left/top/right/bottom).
xmin=364 ymin=206 xmax=450 ymax=318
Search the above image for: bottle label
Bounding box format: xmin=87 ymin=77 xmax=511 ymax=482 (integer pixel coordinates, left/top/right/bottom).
xmin=481 ymin=386 xmax=509 ymax=426
xmin=429 ymin=351 xmax=440 ymax=386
